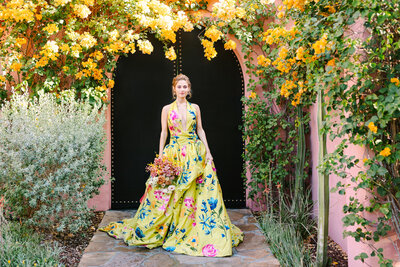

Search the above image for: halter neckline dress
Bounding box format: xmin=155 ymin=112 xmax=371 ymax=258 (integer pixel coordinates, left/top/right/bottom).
xmin=99 ymin=99 xmax=244 ymax=257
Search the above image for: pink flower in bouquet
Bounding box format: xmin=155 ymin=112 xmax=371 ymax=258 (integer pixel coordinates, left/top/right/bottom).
xmin=202 ymin=244 xmax=218 ymax=257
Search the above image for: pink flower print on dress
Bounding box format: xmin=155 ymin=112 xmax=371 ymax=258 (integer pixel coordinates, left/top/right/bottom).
xmin=158 ymin=195 xmax=170 ymax=212
xmin=154 ymin=190 xmax=164 ymax=200
xmin=184 ymin=197 xmax=194 ymax=208
xmin=181 ymin=145 xmax=187 ymax=157
xmin=170 ymin=110 xmax=178 ymax=121
xmin=202 ymin=244 xmax=218 ymax=257
xmin=196 ymin=176 xmax=204 ymax=184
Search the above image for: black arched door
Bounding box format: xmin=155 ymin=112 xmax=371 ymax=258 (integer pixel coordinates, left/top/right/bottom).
xmin=112 ymin=29 xmax=245 ymax=209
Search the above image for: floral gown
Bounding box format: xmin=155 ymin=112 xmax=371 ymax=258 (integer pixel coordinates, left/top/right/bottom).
xmin=99 ymin=99 xmax=244 ymax=257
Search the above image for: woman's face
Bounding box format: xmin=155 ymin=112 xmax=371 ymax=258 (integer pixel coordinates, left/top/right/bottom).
xmin=174 ymin=80 xmax=190 ymax=98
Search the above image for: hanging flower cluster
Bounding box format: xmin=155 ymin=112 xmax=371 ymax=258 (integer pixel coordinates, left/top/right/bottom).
xmin=0 ymin=0 xmax=196 ymax=104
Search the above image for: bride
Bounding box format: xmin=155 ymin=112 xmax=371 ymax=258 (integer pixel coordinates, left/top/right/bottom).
xmin=99 ymin=74 xmax=244 ymax=257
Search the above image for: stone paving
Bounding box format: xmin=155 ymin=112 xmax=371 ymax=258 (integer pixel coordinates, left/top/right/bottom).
xmin=79 ymin=209 xmax=280 ymax=267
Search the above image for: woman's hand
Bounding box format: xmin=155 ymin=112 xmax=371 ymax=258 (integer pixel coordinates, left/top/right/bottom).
xmin=205 ymin=151 xmax=213 ymax=163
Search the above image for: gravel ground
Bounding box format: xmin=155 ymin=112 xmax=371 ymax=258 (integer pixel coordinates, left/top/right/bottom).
xmin=42 ymin=211 xmax=105 ymax=267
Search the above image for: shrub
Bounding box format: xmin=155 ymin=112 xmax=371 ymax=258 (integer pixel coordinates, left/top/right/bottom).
xmin=0 ymin=88 xmax=107 ymax=233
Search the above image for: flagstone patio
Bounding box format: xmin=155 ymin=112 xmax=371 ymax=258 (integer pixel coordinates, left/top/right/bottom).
xmin=79 ymin=209 xmax=279 ymax=267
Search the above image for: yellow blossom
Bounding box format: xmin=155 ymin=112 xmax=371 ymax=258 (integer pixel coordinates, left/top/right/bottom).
xmin=379 ymin=147 xmax=391 ymax=157
xmin=280 ymin=80 xmax=297 ymax=98
xmin=363 ymin=158 xmax=368 ymax=163
xmin=205 ymin=25 xmax=222 ymax=42
xmin=391 ymin=78 xmax=400 ymax=86
xmin=296 ymin=47 xmax=305 ymax=61
xmin=326 ymin=58 xmax=335 ymax=67
xmin=90 ymin=51 xmax=104 ymax=61
xmin=15 ymin=37 xmax=27 ymax=47
xmin=0 ymin=75 xmax=6 ymax=83
xmin=235 ymin=7 xmax=246 ymax=19
xmin=54 ymin=0 xmax=71 ymax=6
xmin=105 ymin=40 xmax=125 ymax=53
xmin=201 ymin=39 xmax=217 ymax=60
xmin=224 ymin=40 xmax=236 ymax=50
xmin=325 ymin=5 xmax=336 ymax=13
xmin=83 ymin=0 xmax=94 ymax=6
xmin=257 ymin=55 xmax=271 ymax=67
xmin=277 ymin=11 xmax=285 ymax=19
xmin=35 ymin=57 xmax=49 ymax=68
xmin=35 ymin=14 xmax=42 ymax=20
xmin=312 ymin=33 xmax=329 ymax=55
xmin=279 ymin=47 xmax=288 ymax=59
xmin=165 ymin=46 xmax=176 ymax=61
xmin=70 ymin=44 xmax=82 ymax=58
xmin=60 ymin=44 xmax=70 ymax=53
xmin=80 ymin=32 xmax=97 ymax=49
xmin=92 ymin=68 xmax=103 ymax=80
xmin=161 ymin=29 xmax=176 ymax=43
xmin=62 ymin=66 xmax=69 ymax=72
xmin=43 ymin=23 xmax=58 ymax=35
xmin=10 ymin=62 xmax=22 ymax=72
xmin=95 ymin=85 xmax=107 ymax=91
xmin=73 ymin=4 xmax=91 ymax=19
xmin=137 ymin=40 xmax=153 ymax=55
xmin=75 ymin=71 xmax=85 ymax=79
xmin=367 ymin=122 xmax=378 ymax=133
xmin=248 ymin=91 xmax=257 ymax=99
xmin=107 ymin=79 xmax=115 ymax=89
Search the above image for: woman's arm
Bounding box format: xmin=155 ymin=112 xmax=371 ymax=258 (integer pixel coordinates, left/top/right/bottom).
xmin=158 ymin=105 xmax=169 ymax=157
xmin=194 ymin=104 xmax=213 ymax=163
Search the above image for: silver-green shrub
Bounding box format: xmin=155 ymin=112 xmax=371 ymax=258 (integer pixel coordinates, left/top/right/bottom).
xmin=0 ymin=89 xmax=107 ymax=233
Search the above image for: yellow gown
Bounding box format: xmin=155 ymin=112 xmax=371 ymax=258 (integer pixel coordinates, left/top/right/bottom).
xmin=99 ymin=99 xmax=244 ymax=257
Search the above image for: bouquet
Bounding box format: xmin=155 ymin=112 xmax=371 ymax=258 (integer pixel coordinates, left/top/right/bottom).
xmin=145 ymin=155 xmax=182 ymax=193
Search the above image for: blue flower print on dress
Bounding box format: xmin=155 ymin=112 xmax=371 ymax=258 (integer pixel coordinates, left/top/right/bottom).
xmin=199 ymin=214 xmax=216 ymax=235
xmin=135 ymin=227 xmax=145 ymax=239
xmin=138 ymin=198 xmax=151 ymax=220
xmin=207 ymin=197 xmax=218 ymax=210
xmin=165 ymin=246 xmax=176 ymax=252
xmin=201 ymin=200 xmax=208 ymax=213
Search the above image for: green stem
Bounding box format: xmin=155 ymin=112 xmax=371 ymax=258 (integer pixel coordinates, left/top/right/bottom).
xmin=316 ymin=90 xmax=329 ymax=267
xmin=291 ymin=105 xmax=306 ymax=212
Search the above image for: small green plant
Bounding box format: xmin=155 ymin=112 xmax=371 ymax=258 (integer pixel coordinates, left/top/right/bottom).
xmin=0 ymin=88 xmax=108 ymax=234
xmin=0 ymin=222 xmax=62 ymax=267
xmin=258 ymin=211 xmax=314 ymax=267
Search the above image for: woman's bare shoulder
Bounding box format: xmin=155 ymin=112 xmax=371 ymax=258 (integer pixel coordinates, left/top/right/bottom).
xmin=162 ymin=103 xmax=171 ymax=111
xmin=191 ymin=103 xmax=200 ymax=110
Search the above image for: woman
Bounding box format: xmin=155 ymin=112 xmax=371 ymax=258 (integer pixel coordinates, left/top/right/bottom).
xmin=99 ymin=74 xmax=244 ymax=257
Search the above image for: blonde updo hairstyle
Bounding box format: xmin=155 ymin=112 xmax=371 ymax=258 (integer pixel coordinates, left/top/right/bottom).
xmin=172 ymin=73 xmax=192 ymax=99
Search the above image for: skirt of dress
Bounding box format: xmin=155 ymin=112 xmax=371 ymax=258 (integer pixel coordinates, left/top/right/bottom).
xmin=99 ymin=137 xmax=244 ymax=257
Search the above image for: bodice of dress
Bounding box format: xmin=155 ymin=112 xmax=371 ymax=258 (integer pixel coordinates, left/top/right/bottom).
xmin=167 ymin=100 xmax=199 ymax=145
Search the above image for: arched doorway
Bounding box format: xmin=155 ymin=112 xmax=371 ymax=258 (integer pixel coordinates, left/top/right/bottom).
xmin=111 ymin=29 xmax=245 ymax=209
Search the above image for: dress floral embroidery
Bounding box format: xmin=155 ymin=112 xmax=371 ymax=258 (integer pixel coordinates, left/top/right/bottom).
xmin=99 ymin=99 xmax=244 ymax=257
